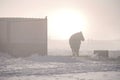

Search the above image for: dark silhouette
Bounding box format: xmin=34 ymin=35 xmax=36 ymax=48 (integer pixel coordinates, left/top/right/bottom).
xmin=69 ymin=31 xmax=85 ymax=56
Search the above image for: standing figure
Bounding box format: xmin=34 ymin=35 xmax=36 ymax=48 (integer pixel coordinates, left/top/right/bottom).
xmin=69 ymin=31 xmax=85 ymax=56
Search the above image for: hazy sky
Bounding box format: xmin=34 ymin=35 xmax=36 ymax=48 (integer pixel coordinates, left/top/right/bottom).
xmin=0 ymin=0 xmax=120 ymax=40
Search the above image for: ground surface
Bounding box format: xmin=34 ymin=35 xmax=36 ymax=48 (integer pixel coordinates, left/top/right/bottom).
xmin=0 ymin=54 xmax=120 ymax=80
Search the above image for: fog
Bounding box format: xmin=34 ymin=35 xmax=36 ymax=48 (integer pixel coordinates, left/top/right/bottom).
xmin=0 ymin=0 xmax=120 ymax=40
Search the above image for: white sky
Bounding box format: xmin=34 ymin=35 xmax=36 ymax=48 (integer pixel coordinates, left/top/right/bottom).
xmin=0 ymin=0 xmax=120 ymax=40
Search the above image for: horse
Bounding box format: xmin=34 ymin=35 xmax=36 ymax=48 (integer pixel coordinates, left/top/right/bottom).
xmin=69 ymin=31 xmax=85 ymax=56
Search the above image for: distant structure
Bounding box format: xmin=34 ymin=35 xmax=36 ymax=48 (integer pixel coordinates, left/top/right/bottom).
xmin=93 ymin=50 xmax=109 ymax=59
xmin=109 ymin=50 xmax=120 ymax=59
xmin=0 ymin=17 xmax=47 ymax=57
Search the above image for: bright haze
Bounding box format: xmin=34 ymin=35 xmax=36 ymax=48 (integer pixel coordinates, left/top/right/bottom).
xmin=0 ymin=0 xmax=120 ymax=40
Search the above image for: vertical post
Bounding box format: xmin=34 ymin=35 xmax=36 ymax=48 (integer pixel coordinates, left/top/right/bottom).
xmin=45 ymin=16 xmax=47 ymax=56
xmin=7 ymin=20 xmax=10 ymax=54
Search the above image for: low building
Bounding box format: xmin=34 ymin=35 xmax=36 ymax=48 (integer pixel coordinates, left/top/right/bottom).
xmin=0 ymin=17 xmax=47 ymax=57
xmin=109 ymin=50 xmax=120 ymax=59
xmin=93 ymin=50 xmax=109 ymax=59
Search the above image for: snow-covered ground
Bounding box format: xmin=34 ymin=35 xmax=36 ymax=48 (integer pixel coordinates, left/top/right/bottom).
xmin=1 ymin=71 xmax=120 ymax=80
xmin=0 ymin=53 xmax=120 ymax=80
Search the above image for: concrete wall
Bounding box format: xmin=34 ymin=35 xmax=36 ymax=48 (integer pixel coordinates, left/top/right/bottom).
xmin=0 ymin=17 xmax=47 ymax=57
